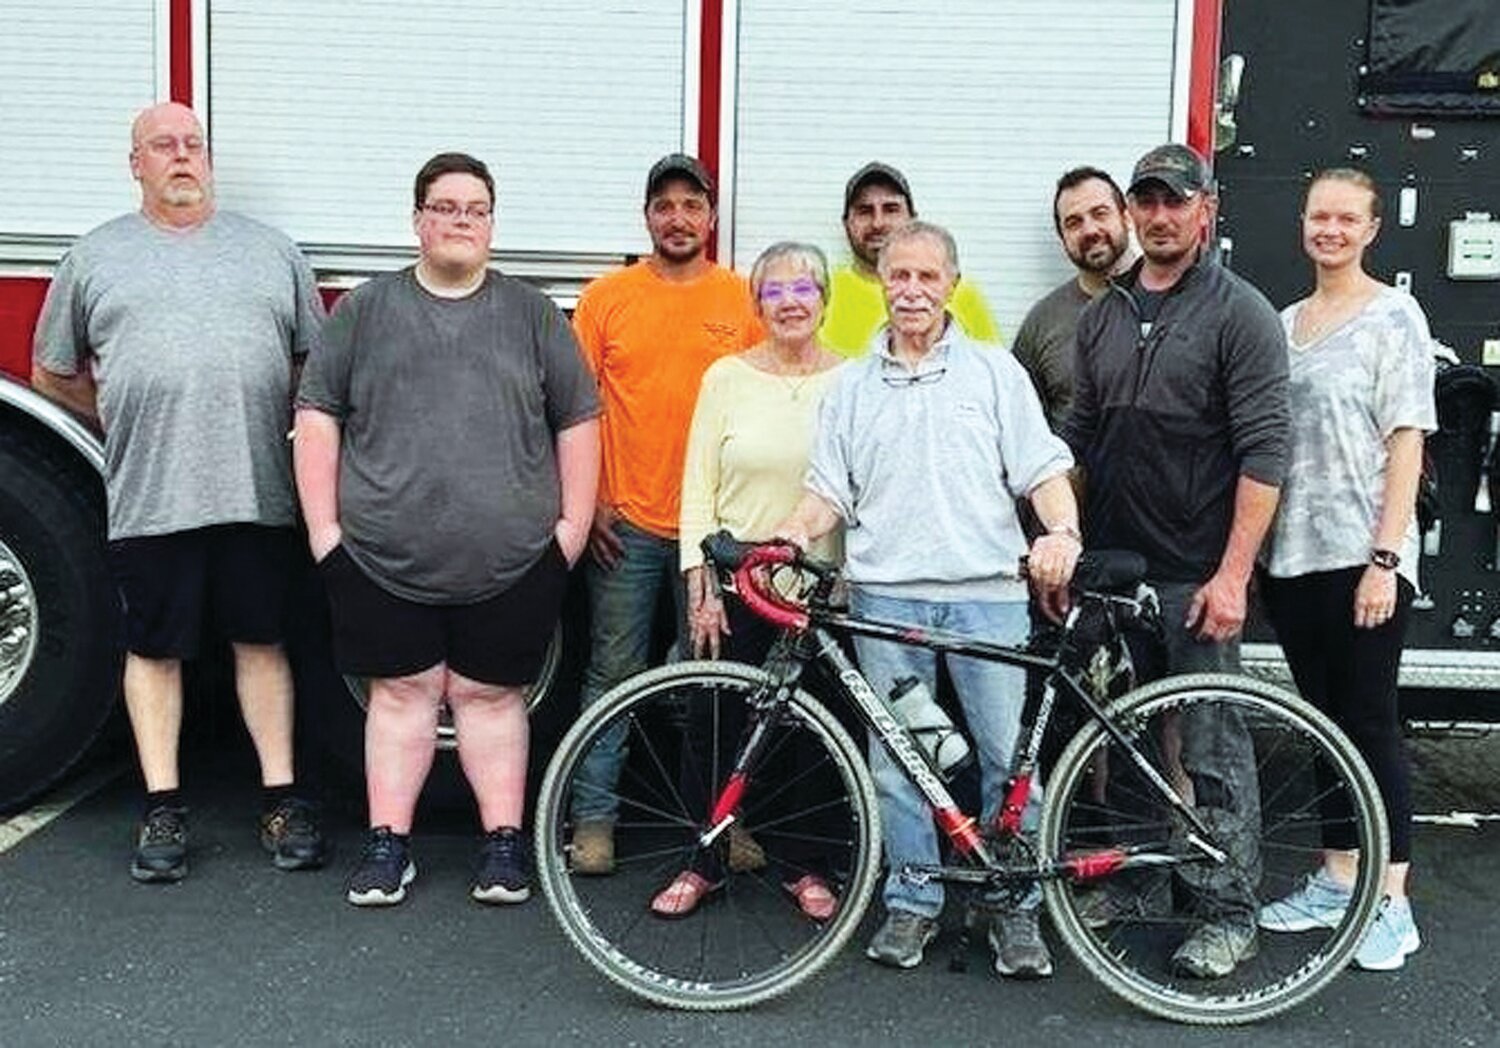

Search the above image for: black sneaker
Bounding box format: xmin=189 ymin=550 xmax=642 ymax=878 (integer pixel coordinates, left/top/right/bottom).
xmin=260 ymin=797 xmax=329 ymax=871
xmin=471 ymin=827 xmax=531 ymax=905
xmin=131 ymin=805 xmax=188 ymax=884
xmin=346 ymin=827 xmax=415 ymax=906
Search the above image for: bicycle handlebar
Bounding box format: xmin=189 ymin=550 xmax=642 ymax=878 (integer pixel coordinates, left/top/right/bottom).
xmin=703 ymin=530 xmax=1154 ymax=634
xmin=701 ymin=532 xmax=819 ymax=631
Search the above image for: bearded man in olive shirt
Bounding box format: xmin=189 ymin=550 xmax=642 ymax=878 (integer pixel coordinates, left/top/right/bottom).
xmin=1011 ymin=166 xmax=1134 ymax=431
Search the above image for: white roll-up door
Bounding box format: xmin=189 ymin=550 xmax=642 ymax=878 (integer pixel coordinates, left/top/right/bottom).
xmin=208 ymin=0 xmax=689 ymax=260
xmin=730 ymin=0 xmax=1181 ymax=338
xmin=0 ymin=1 xmax=158 ymax=247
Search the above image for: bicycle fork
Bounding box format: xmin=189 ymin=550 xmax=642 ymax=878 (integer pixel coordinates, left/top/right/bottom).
xmin=696 ymin=663 xmax=803 ymax=850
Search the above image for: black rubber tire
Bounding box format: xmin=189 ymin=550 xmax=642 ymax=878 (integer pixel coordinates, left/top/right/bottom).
xmin=1039 ymin=673 xmax=1388 ymax=1025
xmin=535 ymin=661 xmax=882 ymax=1010
xmin=0 ymin=427 xmax=119 ymax=814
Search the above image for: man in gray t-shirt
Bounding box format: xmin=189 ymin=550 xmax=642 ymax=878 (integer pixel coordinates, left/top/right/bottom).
xmin=294 ymin=152 xmax=600 ymax=908
xmin=31 ymin=103 xmax=327 ymax=884
xmin=1011 ymin=166 xmax=1134 ymax=432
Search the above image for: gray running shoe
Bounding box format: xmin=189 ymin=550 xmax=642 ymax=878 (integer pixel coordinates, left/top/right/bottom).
xmin=988 ymin=908 xmax=1054 ymax=979
xmin=1172 ymin=919 xmax=1258 ymax=979
xmin=865 ymin=910 xmax=939 ymax=969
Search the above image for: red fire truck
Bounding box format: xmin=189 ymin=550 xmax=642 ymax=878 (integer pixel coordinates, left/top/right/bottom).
xmin=2 ymin=1 xmax=1497 ymax=812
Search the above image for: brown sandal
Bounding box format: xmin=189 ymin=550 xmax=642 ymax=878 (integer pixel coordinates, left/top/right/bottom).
xmin=650 ymin=870 xmax=722 ymax=919
xmin=783 ymin=874 xmax=838 ymax=921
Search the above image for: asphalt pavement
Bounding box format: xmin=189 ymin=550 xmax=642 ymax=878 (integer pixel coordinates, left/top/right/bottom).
xmin=2 ymin=723 xmax=1498 ymax=1047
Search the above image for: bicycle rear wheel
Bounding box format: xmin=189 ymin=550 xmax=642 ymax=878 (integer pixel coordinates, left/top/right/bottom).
xmin=1039 ymin=673 xmax=1387 ymax=1025
xmin=535 ymin=661 xmax=881 ymax=1010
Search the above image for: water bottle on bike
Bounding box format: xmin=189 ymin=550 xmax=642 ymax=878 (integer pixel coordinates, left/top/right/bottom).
xmin=888 ymin=676 xmax=971 ymax=778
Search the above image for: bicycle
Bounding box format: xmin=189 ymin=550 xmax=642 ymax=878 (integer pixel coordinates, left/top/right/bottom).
xmin=536 ymin=534 xmax=1388 ymax=1024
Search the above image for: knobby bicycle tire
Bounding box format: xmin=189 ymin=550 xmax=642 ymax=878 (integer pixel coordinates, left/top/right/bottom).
xmin=535 ymin=661 xmax=883 ymax=1010
xmin=1039 ymin=672 xmax=1388 ymax=1025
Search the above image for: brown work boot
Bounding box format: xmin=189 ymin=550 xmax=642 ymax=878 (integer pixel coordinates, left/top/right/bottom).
xmin=726 ymin=823 xmax=767 ymax=873
xmin=570 ymin=819 xmax=614 ymax=875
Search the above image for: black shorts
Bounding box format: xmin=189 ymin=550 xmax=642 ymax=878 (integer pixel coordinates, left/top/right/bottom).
xmin=319 ymin=540 xmax=568 ymax=687
xmin=107 ymin=524 xmax=296 ymax=659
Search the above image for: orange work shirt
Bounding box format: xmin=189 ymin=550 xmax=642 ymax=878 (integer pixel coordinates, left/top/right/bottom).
xmin=573 ymin=260 xmax=763 ymax=538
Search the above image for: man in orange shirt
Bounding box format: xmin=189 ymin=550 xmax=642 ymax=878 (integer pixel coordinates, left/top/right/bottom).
xmin=568 ymin=154 xmax=763 ymax=872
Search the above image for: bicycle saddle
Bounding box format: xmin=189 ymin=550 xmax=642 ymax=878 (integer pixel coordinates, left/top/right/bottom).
xmin=1071 ymin=550 xmax=1147 ymax=595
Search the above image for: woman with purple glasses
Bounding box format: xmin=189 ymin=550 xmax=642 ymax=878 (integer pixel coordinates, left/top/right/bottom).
xmin=652 ymin=241 xmax=845 ymax=920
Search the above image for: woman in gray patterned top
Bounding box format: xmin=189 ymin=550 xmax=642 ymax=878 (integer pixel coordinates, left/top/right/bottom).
xmin=1257 ymin=169 xmax=1436 ymax=972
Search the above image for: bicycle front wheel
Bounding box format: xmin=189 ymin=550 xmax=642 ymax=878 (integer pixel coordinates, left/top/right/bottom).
xmin=1039 ymin=673 xmax=1387 ymax=1025
xmin=535 ymin=661 xmax=882 ymax=1010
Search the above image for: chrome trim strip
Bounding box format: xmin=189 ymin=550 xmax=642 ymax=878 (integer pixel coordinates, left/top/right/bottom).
xmin=0 ymin=374 xmax=104 ymax=475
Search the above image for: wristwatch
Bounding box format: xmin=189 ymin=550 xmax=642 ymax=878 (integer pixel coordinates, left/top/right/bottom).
xmin=1369 ymin=548 xmax=1400 ymax=571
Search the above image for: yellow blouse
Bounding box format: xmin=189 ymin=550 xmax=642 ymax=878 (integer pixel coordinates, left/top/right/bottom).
xmin=679 ymin=354 xmax=844 ymax=571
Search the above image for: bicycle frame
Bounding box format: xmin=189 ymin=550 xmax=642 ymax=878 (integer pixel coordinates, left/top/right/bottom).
xmin=703 ymin=546 xmax=1226 ymax=890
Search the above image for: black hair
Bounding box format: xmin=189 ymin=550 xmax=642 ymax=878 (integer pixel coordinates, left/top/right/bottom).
xmin=1052 ymin=166 xmax=1126 ymax=235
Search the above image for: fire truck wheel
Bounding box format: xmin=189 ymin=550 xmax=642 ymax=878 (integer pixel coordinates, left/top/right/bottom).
xmin=0 ymin=429 xmax=119 ymax=815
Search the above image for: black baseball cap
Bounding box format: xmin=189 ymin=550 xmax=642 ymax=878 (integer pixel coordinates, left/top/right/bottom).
xmin=844 ymin=161 xmax=915 ymax=216
xmin=645 ymin=153 xmax=716 ymax=205
xmin=1128 ymin=143 xmax=1212 ymax=199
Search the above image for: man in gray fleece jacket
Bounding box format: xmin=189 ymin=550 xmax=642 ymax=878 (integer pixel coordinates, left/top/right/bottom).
xmin=1064 ymin=143 xmax=1291 ymax=980
xmin=780 ymin=220 xmax=1081 ymax=980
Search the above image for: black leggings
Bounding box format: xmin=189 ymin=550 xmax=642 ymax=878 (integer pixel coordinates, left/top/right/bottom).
xmin=1260 ymin=566 xmax=1414 ymax=862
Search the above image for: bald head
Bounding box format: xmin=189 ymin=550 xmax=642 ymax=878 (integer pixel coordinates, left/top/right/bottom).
xmin=129 ymin=103 xmax=213 ymax=227
xmin=131 ymin=102 xmax=202 ymax=148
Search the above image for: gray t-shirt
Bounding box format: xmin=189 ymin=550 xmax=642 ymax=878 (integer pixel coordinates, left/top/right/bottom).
xmin=807 ymin=323 xmax=1073 ymax=602
xmin=296 ymin=268 xmax=600 ymax=604
xmin=34 ymin=211 xmax=323 ymax=540
xmin=1263 ymin=287 xmax=1437 ymax=588
xmin=1010 ymin=276 xmax=1093 ymax=431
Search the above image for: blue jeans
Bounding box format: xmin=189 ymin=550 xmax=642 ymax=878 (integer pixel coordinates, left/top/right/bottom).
xmin=851 ymin=590 xmax=1032 ymax=918
xmin=570 ymin=518 xmax=684 ymax=822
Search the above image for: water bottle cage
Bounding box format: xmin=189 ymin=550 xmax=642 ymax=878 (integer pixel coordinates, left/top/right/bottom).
xmin=909 ymin=724 xmax=974 ymax=780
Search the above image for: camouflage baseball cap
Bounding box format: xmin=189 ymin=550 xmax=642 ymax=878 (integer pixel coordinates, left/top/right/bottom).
xmin=1128 ymin=143 xmax=1212 ymax=198
xmin=843 ymin=161 xmax=915 ymax=216
xmin=645 ymin=153 xmax=716 ymax=206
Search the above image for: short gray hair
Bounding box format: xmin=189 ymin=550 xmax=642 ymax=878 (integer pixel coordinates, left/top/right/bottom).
xmin=877 ymin=220 xmax=960 ymax=278
xmin=748 ymin=241 xmax=831 ymax=301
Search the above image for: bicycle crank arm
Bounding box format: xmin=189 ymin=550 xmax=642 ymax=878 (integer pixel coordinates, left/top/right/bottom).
xmin=897 ymin=863 xmax=1037 ymax=887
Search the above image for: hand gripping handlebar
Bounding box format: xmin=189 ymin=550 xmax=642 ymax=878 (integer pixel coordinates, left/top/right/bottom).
xmin=700 ymin=530 xmax=835 ymax=632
